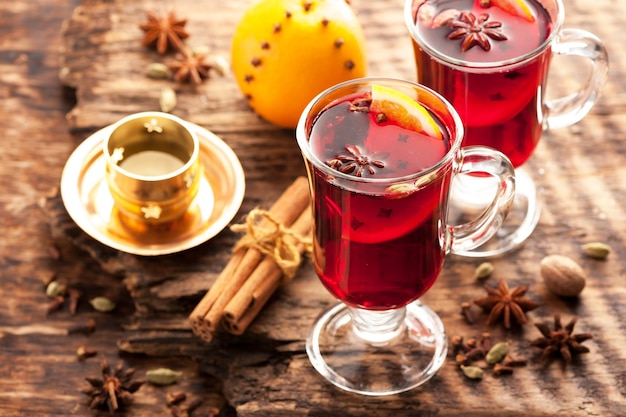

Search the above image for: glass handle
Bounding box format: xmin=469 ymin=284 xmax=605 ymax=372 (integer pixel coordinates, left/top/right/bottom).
xmin=447 ymin=146 xmax=516 ymax=254
xmin=545 ymin=28 xmax=609 ymax=130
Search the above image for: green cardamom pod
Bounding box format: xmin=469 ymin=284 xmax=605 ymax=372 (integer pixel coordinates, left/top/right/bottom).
xmin=159 ymin=87 xmax=177 ymax=113
xmin=146 ymin=368 xmax=183 ymax=386
xmin=581 ymin=242 xmax=611 ymax=260
xmin=385 ymin=183 xmax=415 ymax=196
xmin=146 ymin=62 xmax=170 ymax=79
xmin=46 ymin=281 xmax=65 ymax=298
xmin=474 ymin=262 xmax=494 ymax=280
xmin=209 ymin=55 xmax=230 ymax=77
xmin=460 ymin=365 xmax=483 ymax=380
xmin=89 ymin=296 xmax=116 ymax=312
xmin=486 ymin=342 xmax=509 ymax=365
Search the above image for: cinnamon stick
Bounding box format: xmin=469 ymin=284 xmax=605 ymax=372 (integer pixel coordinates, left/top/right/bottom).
xmin=189 ymin=176 xmax=310 ymax=342
xmin=188 ymin=250 xmax=244 ymax=341
xmin=222 ymin=208 xmax=312 ymax=335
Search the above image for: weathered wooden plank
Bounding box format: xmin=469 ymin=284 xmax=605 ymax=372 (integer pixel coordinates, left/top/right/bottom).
xmin=26 ymin=0 xmax=626 ymax=415
xmin=43 ymin=184 xmax=626 ymax=417
xmin=0 ymin=329 xmax=235 ymax=416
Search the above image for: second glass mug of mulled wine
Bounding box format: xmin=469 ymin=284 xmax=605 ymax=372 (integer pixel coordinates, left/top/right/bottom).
xmin=296 ymin=77 xmax=515 ymax=396
xmin=405 ymin=0 xmax=608 ymax=257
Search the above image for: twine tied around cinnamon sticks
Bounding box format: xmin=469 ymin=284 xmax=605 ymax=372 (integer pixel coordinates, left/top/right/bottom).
xmin=189 ymin=177 xmax=312 ymax=343
xmin=230 ymin=208 xmax=312 ymax=283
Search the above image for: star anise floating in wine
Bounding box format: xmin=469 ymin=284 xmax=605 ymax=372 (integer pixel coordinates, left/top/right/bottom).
xmin=473 ymin=279 xmax=540 ymax=329
xmin=325 ymin=144 xmax=386 ymax=177
xmin=531 ymin=314 xmax=593 ymax=363
xmin=81 ymin=358 xmax=145 ymax=414
xmin=447 ymin=11 xmax=508 ymax=52
xmin=139 ymin=10 xmax=190 ymax=54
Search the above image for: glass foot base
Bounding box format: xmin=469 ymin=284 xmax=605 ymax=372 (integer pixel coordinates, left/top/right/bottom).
xmin=306 ymin=301 xmax=447 ymax=396
xmin=449 ymin=167 xmax=541 ymax=258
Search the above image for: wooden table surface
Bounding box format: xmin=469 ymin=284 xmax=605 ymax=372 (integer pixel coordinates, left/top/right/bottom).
xmin=1 ymin=0 xmax=625 ymax=416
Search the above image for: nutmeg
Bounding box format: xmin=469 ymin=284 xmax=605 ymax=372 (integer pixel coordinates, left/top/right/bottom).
xmin=540 ymin=255 xmax=586 ymax=297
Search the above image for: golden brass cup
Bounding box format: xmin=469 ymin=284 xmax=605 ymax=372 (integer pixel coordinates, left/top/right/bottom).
xmin=103 ymin=112 xmax=202 ymax=226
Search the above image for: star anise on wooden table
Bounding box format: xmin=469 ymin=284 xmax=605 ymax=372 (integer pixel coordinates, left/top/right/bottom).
xmin=325 ymin=144 xmax=386 ymax=177
xmin=447 ymin=11 xmax=508 ymax=52
xmin=81 ymin=358 xmax=145 ymax=414
xmin=168 ymin=50 xmax=214 ymax=85
xmin=139 ymin=10 xmax=190 ymax=54
xmin=531 ymin=314 xmax=593 ymax=363
xmin=473 ymin=279 xmax=540 ymax=329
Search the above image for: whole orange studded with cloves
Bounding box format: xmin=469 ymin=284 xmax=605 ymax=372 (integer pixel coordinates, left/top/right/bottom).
xmin=231 ymin=0 xmax=368 ymax=128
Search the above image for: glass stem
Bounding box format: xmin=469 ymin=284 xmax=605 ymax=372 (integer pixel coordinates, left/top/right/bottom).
xmin=349 ymin=307 xmax=406 ymax=345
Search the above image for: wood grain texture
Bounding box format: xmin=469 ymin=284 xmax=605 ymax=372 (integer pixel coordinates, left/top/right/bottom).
xmin=1 ymin=0 xmax=625 ymax=415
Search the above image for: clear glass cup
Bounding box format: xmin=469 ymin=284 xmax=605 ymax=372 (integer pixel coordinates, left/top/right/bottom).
xmin=296 ymin=77 xmax=515 ymax=396
xmin=404 ymin=0 xmax=608 ymax=257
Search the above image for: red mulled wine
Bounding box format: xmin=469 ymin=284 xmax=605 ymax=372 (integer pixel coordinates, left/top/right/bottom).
xmin=304 ymin=91 xmax=452 ymax=310
xmin=411 ymin=0 xmax=553 ymax=167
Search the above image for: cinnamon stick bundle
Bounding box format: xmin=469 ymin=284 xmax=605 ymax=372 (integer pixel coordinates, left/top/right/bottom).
xmin=189 ymin=177 xmax=312 ymax=342
xmin=222 ymin=207 xmax=312 ymax=334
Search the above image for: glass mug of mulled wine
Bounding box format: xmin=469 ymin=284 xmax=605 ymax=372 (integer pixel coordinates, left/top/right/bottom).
xmin=405 ymin=0 xmax=608 ymax=257
xmin=296 ymin=77 xmax=515 ymax=396
xmin=103 ymin=112 xmax=202 ymax=229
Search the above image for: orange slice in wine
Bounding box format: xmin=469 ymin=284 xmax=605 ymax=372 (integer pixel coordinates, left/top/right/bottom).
xmin=370 ymin=84 xmax=443 ymax=140
xmin=491 ymin=0 xmax=536 ymax=22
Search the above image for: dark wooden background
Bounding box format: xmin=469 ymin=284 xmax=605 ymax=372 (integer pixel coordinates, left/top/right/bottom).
xmin=1 ymin=0 xmax=625 ymax=416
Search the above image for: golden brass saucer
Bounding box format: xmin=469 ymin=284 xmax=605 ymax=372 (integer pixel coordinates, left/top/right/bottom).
xmin=61 ymin=122 xmax=245 ymax=256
